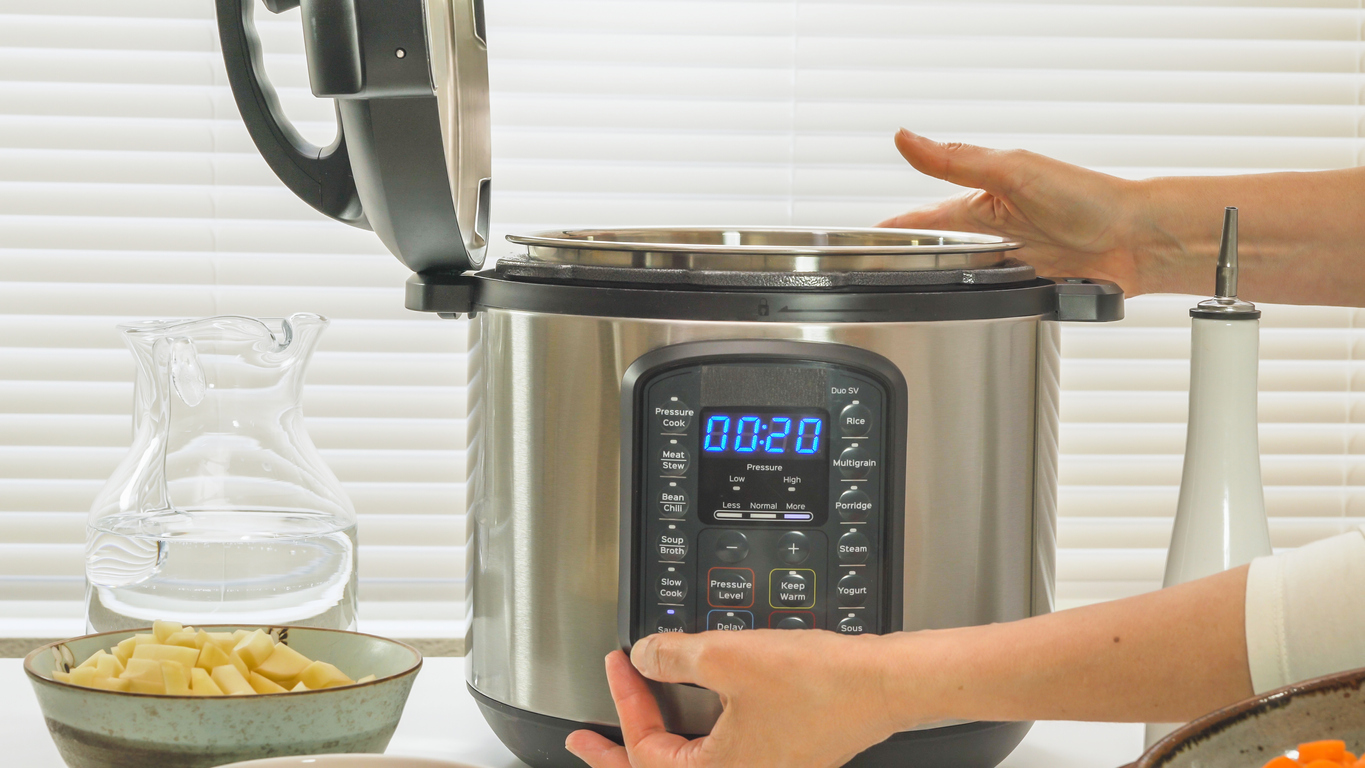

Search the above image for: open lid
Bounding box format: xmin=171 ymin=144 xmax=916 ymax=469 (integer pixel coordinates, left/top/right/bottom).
xmin=215 ymin=0 xmax=491 ymax=275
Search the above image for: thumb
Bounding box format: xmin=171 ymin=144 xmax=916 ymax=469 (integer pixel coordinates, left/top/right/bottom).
xmin=630 ymin=632 xmax=716 ymax=689
xmin=893 ymin=128 xmax=1016 ymax=195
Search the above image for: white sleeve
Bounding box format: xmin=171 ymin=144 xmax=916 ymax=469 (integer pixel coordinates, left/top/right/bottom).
xmin=1245 ymin=526 xmax=1365 ymax=694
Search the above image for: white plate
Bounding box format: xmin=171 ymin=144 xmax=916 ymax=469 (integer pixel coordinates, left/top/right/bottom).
xmin=218 ymin=756 xmax=481 ymax=768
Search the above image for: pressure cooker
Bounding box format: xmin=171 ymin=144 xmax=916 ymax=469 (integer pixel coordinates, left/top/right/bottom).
xmin=215 ymin=2 xmax=1125 ymax=766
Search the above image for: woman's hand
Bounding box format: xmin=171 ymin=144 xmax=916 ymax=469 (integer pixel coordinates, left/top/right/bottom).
xmin=880 ymin=129 xmax=1161 ymax=295
xmin=564 ymin=630 xmax=912 ymax=768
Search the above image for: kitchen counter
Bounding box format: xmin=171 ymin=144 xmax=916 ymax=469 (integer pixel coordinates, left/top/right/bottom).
xmin=1 ymin=658 xmax=1145 ymax=767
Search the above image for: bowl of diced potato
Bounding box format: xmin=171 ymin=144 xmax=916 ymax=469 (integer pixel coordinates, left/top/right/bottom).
xmin=24 ymin=621 xmax=422 ymax=768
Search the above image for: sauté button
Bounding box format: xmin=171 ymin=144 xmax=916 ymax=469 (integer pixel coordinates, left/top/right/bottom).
xmin=657 ymin=570 xmax=688 ymax=602
xmin=837 ymin=531 xmax=871 ymax=564
xmin=659 ymin=444 xmax=691 ymax=476
xmin=771 ymin=570 xmax=816 ymax=609
xmin=834 ymin=446 xmax=874 ymax=479
xmin=837 ymin=573 xmax=869 ymax=607
xmin=835 ymin=489 xmax=872 ymax=522
xmin=714 ymin=530 xmax=749 ymax=563
xmin=658 ymin=487 xmax=689 ymax=518
xmin=706 ymin=610 xmax=753 ymax=631
xmin=707 ymin=568 xmax=754 ymax=608
xmin=656 ymin=532 xmax=688 ymax=561
xmin=837 ymin=615 xmax=866 ymax=635
xmin=839 ymin=404 xmax=872 ymax=437
xmin=654 ymin=613 xmax=686 ymax=633
xmin=776 ymin=531 xmax=811 ymax=565
xmin=654 ymin=399 xmax=695 ymax=433
xmin=776 ymin=615 xmax=809 ymax=630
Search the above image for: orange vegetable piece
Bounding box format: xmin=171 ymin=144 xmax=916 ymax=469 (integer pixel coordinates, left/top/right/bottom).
xmin=1353 ymin=758 xmax=1365 ymax=768
xmin=1345 ymin=752 xmax=1358 ymax=765
xmin=1260 ymin=758 xmax=1299 ymax=768
xmin=1300 ymin=742 xmax=1347 ymax=763
xmin=1301 ymin=761 xmax=1339 ymax=768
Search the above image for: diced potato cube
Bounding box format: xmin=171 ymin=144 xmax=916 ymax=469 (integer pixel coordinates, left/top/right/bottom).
xmin=253 ymin=643 xmax=311 ymax=683
xmin=160 ymin=660 xmax=191 ymax=695
xmin=132 ymin=643 xmax=199 ymax=669
xmin=91 ymin=676 xmax=131 ymax=692
xmin=120 ymin=658 xmax=161 ymax=683
xmin=196 ymin=642 xmax=231 ymax=672
xmin=233 ymin=629 xmax=274 ymax=669
xmin=291 ymin=681 xmax=309 ymax=692
xmin=77 ymin=649 xmax=108 ymax=670
xmin=225 ymin=649 xmax=251 ymax=679
xmin=96 ymin=654 xmax=124 ymax=679
xmin=152 ymin=620 xmax=183 ymax=643
xmin=211 ymin=664 xmax=253 ymax=696
xmin=297 ymin=661 xmax=352 ymax=690
xmin=356 ymin=674 xmax=376 ymax=684
xmin=248 ymin=672 xmax=287 ymax=694
xmin=164 ymin=631 xmax=199 ymax=649
xmin=114 ymin=637 xmax=137 ymax=664
xmin=70 ymin=666 xmax=98 ymax=687
xmin=190 ymin=667 xmax=224 ymax=696
xmin=231 ymin=630 xmax=249 ymax=642
xmin=52 ymin=670 xmax=71 ymax=684
xmin=205 ymin=632 xmax=237 ymax=653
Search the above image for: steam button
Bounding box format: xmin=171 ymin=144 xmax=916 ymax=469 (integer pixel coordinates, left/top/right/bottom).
xmin=837 ymin=531 xmax=871 ymax=564
xmin=839 ymin=404 xmax=872 ymax=437
xmin=656 ymin=532 xmax=688 ymax=562
xmin=835 ymin=489 xmax=872 ymax=522
xmin=714 ymin=530 xmax=750 ymax=563
xmin=658 ymin=487 xmax=689 ymax=519
xmin=836 ymin=573 xmax=869 ymax=607
xmin=834 ymin=447 xmax=874 ymax=479
xmin=654 ymin=399 xmax=695 ymax=433
xmin=657 ymin=570 xmax=688 ymax=602
xmin=659 ymin=444 xmax=691 ymax=476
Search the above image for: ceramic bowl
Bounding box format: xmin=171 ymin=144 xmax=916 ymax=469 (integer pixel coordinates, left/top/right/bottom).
xmin=1131 ymin=666 xmax=1365 ymax=767
xmin=221 ymin=757 xmax=476 ymax=768
xmin=24 ymin=626 xmax=422 ymax=768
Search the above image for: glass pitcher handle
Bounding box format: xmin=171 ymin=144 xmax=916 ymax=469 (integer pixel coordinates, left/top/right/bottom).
xmin=169 ymin=337 xmax=207 ymax=407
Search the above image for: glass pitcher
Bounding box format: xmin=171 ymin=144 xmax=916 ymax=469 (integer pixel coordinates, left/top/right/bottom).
xmin=85 ymin=314 xmax=357 ymax=632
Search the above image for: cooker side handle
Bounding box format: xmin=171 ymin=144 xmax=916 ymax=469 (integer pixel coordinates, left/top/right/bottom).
xmin=1051 ymin=278 xmax=1125 ymax=322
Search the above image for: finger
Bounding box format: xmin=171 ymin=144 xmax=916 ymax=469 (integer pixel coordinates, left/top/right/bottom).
xmin=876 ymin=195 xmax=983 ymax=231
xmin=565 ymin=729 xmax=632 ymax=768
xmin=629 ymin=632 xmax=717 ymax=689
xmin=893 ymin=128 xmax=1016 ymax=195
xmin=604 ymin=650 xmax=700 ymax=766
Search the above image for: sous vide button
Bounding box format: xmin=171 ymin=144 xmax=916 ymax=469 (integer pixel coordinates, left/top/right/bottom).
xmin=837 ymin=615 xmax=866 ymax=635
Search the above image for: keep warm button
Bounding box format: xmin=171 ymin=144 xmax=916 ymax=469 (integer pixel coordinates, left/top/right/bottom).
xmin=769 ymin=569 xmax=816 ymax=609
xmin=707 ymin=567 xmax=754 ymax=608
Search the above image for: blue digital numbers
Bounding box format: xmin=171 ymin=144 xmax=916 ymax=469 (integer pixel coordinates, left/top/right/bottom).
xmin=700 ymin=411 xmax=824 ymax=457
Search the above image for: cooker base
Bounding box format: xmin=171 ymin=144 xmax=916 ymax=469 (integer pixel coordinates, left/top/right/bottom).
xmin=470 ymin=684 xmax=1032 ymax=767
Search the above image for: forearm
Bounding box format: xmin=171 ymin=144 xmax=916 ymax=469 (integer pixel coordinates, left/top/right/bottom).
xmin=880 ymin=565 xmax=1251 ymax=727
xmin=1130 ymin=168 xmax=1365 ymax=306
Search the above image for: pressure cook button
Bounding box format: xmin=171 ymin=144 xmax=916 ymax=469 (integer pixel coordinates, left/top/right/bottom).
xmin=834 ymin=447 xmax=875 ymax=479
xmin=837 ymin=531 xmax=871 ymax=564
xmin=771 ymin=569 xmax=816 ymax=609
xmin=654 ymin=613 xmax=686 ymax=634
xmin=776 ymin=531 xmax=811 ymax=565
xmin=836 ymin=489 xmax=872 ymax=522
xmin=707 ymin=568 xmax=754 ymax=608
xmin=658 ymin=487 xmax=689 ymax=519
xmin=656 ymin=532 xmax=688 ymax=561
xmin=714 ymin=530 xmax=750 ymax=563
xmin=654 ymin=399 xmax=695 ymax=433
xmin=776 ymin=616 xmax=809 ymax=630
xmin=657 ymin=570 xmax=688 ymax=602
xmin=706 ymin=610 xmax=753 ymax=631
xmin=837 ymin=615 xmax=866 ymax=635
xmin=659 ymin=444 xmax=691 ymax=476
xmin=837 ymin=573 xmax=869 ymax=607
xmin=839 ymin=404 xmax=873 ymax=437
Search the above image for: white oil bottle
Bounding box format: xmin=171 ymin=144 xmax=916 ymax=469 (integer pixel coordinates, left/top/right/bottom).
xmin=1145 ymin=207 xmax=1272 ymax=746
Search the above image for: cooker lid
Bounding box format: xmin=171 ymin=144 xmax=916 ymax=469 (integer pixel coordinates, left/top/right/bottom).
xmin=505 ymin=227 xmax=1022 ymax=273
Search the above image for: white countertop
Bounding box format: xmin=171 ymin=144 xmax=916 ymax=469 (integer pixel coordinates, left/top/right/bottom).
xmin=1 ymin=657 xmax=1144 ymax=767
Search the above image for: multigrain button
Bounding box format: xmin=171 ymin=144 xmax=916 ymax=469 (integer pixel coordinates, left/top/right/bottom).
xmin=771 ymin=569 xmax=815 ymax=609
xmin=707 ymin=567 xmax=754 ymax=608
xmin=837 ymin=531 xmax=871 ymax=564
xmin=654 ymin=612 xmax=686 ymax=633
xmin=658 ymin=487 xmax=689 ymax=519
xmin=706 ymin=610 xmax=753 ymax=631
xmin=776 ymin=531 xmax=811 ymax=565
xmin=836 ymin=489 xmax=872 ymax=522
xmin=654 ymin=398 xmax=695 ymax=433
xmin=659 ymin=444 xmax=691 ymax=476
xmin=839 ymin=404 xmax=872 ymax=437
xmin=836 ymin=573 xmax=869 ymax=607
xmin=714 ymin=530 xmax=750 ymax=563
xmin=837 ymin=615 xmax=866 ymax=635
xmin=834 ymin=446 xmax=874 ymax=479
xmin=656 ymin=532 xmax=688 ymax=561
xmin=657 ymin=570 xmax=688 ymax=602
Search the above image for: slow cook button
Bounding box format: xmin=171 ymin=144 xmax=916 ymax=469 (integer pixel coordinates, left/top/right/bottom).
xmin=656 ymin=532 xmax=688 ymax=561
xmin=837 ymin=531 xmax=871 ymax=564
xmin=836 ymin=489 xmax=872 ymax=522
xmin=658 ymin=487 xmax=689 ymax=519
xmin=657 ymin=569 xmax=688 ymax=602
xmin=839 ymin=404 xmax=872 ymax=437
xmin=654 ymin=398 xmax=695 ymax=433
xmin=659 ymin=444 xmax=691 ymax=476
xmin=770 ymin=569 xmax=816 ymax=609
xmin=706 ymin=610 xmax=753 ymax=631
xmin=707 ymin=567 xmax=754 ymax=608
xmin=836 ymin=573 xmax=869 ymax=607
xmin=837 ymin=615 xmax=866 ymax=635
xmin=834 ymin=446 xmax=875 ymax=479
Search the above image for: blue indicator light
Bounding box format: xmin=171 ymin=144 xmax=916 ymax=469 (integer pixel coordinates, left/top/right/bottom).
xmin=795 ymin=417 xmax=822 ymax=454
xmin=703 ymin=415 xmax=730 ymax=452
xmin=764 ymin=417 xmax=791 ymax=453
xmin=697 ymin=410 xmax=824 ymax=457
xmin=666 ymin=609 xmax=675 ymax=615
xmin=735 ymin=416 xmax=761 ymax=453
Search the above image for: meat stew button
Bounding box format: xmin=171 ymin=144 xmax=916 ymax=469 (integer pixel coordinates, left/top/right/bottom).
xmin=837 ymin=531 xmax=871 ymax=564
xmin=707 ymin=567 xmax=754 ymax=607
xmin=836 ymin=573 xmax=869 ymax=607
xmin=659 ymin=444 xmax=691 ymax=476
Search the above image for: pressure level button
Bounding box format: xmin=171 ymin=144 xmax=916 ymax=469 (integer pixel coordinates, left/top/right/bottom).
xmin=836 ymin=489 xmax=872 ymax=522
xmin=659 ymin=487 xmax=689 ymax=519
xmin=834 ymin=447 xmax=875 ymax=479
xmin=654 ymin=399 xmax=695 ymax=433
xmin=707 ymin=568 xmax=754 ymax=608
xmin=839 ymin=404 xmax=872 ymax=437
xmin=836 ymin=573 xmax=869 ymax=607
xmin=659 ymin=444 xmax=691 ymax=476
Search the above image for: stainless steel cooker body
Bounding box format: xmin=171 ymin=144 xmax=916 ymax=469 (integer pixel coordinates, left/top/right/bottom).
xmin=464 ymin=307 xmax=1063 ymax=733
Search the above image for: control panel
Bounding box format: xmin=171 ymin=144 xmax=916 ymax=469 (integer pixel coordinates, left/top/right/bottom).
xmin=621 ymin=341 xmax=905 ymax=645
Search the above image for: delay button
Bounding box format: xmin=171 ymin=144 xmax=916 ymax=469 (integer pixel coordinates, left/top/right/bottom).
xmin=837 ymin=531 xmax=871 ymax=564
xmin=834 ymin=446 xmax=874 ymax=480
xmin=836 ymin=573 xmax=869 ymax=607
xmin=839 ymin=404 xmax=872 ymax=437
xmin=706 ymin=610 xmax=753 ymax=631
xmin=707 ymin=567 xmax=754 ymax=608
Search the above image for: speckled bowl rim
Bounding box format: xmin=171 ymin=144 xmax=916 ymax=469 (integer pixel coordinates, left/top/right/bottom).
xmin=23 ymin=624 xmax=423 ymax=699
xmin=1130 ymin=665 xmax=1365 ymax=768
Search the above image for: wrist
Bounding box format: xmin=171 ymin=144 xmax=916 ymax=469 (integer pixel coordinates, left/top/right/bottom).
xmin=866 ymin=629 xmax=959 ymax=733
xmin=1122 ymin=176 xmax=1216 ymax=296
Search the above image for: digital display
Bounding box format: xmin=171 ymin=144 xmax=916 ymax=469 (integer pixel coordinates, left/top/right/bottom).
xmin=700 ymin=409 xmax=825 ymax=458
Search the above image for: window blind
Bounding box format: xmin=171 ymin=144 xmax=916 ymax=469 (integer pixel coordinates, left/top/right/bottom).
xmin=2 ymin=0 xmax=1362 ymax=637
